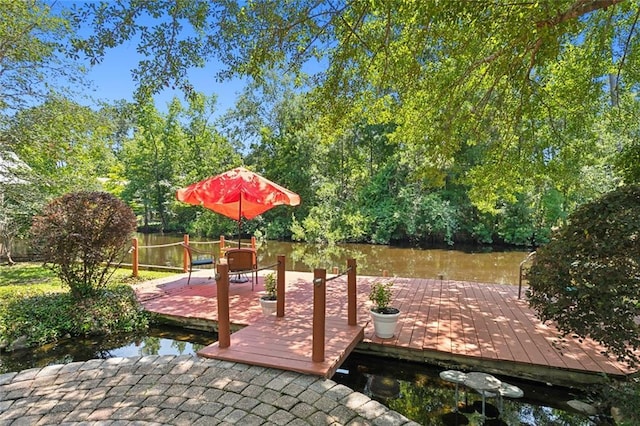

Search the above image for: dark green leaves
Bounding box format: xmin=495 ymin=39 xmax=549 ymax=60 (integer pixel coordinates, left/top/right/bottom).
xmin=527 ymin=184 xmax=640 ymax=367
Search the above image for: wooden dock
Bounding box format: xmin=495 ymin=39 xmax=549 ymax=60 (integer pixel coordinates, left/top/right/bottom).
xmin=198 ymin=314 xmax=363 ymax=378
xmin=135 ymin=269 xmax=635 ymax=386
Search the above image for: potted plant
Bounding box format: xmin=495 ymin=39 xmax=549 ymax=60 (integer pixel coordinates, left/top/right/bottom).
xmin=259 ymin=272 xmax=277 ymax=315
xmin=369 ymin=280 xmax=400 ymax=338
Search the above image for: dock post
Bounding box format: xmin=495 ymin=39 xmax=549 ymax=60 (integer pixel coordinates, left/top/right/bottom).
xmin=217 ymin=263 xmax=231 ymax=349
xmin=219 ymin=235 xmax=225 ymax=257
xmin=132 ymin=238 xmax=139 ymax=278
xmin=183 ymin=234 xmax=190 ymax=273
xmin=312 ymin=268 xmax=326 ymax=362
xmin=347 ymin=259 xmax=357 ymax=326
xmin=277 ymin=255 xmax=285 ymax=317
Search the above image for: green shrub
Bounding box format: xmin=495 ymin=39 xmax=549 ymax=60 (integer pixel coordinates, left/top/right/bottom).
xmin=69 ymin=284 xmax=148 ymax=335
xmin=369 ymin=280 xmax=395 ymax=313
xmin=527 ymin=184 xmax=640 ymax=366
xmin=0 ymin=282 xmax=148 ymax=350
xmin=600 ymin=377 xmax=640 ymax=425
xmin=0 ymin=263 xmax=152 ymax=351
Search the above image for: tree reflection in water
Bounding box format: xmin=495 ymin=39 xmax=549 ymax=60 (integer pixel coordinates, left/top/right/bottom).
xmin=333 ymin=354 xmax=604 ymax=426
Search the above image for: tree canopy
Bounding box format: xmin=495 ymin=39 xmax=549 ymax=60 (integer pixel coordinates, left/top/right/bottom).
xmin=0 ymin=0 xmax=631 ymax=247
xmin=0 ymin=0 xmax=86 ymax=113
xmin=70 ymin=1 xmax=638 ymax=207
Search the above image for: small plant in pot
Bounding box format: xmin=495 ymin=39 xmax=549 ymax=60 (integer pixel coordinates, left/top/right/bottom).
xmin=259 ymin=272 xmax=277 ymax=315
xmin=369 ymin=280 xmax=400 ymax=338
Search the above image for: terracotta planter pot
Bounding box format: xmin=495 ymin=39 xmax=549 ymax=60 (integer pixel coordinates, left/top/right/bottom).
xmin=370 ymin=309 xmax=400 ymax=338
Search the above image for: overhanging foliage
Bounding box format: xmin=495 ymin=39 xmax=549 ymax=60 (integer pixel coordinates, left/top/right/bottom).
xmin=527 ymin=184 xmax=640 ymax=366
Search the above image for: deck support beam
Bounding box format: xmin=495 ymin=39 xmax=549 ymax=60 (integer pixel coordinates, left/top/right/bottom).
xmin=313 ymin=268 xmax=326 ymax=362
xmin=217 ymin=262 xmax=231 ymax=348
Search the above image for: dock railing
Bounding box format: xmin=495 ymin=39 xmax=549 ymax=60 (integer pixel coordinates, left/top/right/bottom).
xmin=216 ymin=255 xmax=286 ymax=349
xmin=518 ymin=251 xmax=536 ymax=299
xmin=214 ymin=257 xmax=358 ymax=365
xmin=128 ymin=234 xmax=256 ymax=278
xmin=312 ymin=259 xmax=358 ymax=362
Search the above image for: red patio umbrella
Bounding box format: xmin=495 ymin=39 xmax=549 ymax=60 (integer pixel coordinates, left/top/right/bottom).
xmin=176 ymin=167 xmax=301 ymax=246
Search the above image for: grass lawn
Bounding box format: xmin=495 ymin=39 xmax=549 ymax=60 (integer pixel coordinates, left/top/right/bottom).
xmin=0 ymin=262 xmax=174 ymax=289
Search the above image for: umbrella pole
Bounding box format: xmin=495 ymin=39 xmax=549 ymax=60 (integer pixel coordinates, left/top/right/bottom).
xmin=238 ymin=196 xmax=242 ymax=248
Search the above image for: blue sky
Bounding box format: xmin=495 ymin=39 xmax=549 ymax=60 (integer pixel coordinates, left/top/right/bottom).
xmin=83 ymin=41 xmax=247 ymax=116
xmin=57 ymin=0 xmax=247 ymax=117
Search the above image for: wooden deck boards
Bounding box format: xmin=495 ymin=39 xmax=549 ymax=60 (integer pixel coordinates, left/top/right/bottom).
xmin=135 ymin=270 xmax=635 ymax=385
xmin=198 ymin=314 xmax=364 ymax=378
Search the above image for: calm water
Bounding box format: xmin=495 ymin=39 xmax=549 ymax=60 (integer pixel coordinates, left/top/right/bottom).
xmin=135 ymin=234 xmax=530 ymax=285
xmin=0 ymin=328 xmax=600 ymax=425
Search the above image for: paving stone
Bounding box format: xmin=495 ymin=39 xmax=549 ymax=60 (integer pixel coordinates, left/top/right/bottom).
xmin=35 ymin=364 xmax=64 ymax=378
xmin=12 ymin=368 xmax=40 ymax=382
xmin=193 ymin=416 xmax=222 ymax=425
xmin=251 ymin=402 xmax=278 ymax=418
xmin=240 ymin=383 xmax=263 ymax=398
xmin=133 ymin=406 xmax=161 ymax=419
xmin=268 ymin=408 xmax=296 ymax=425
xmin=266 ymin=374 xmax=294 ymax=391
xmin=87 ymin=406 xmax=118 ymax=421
xmin=313 ymin=395 xmax=340 ymax=412
xmin=111 ymin=405 xmax=140 ymax=420
xmin=194 ymin=401 xmax=224 ymax=416
xmin=224 ymin=379 xmax=249 ymax=393
xmin=0 ymin=356 xmax=414 ymax=426
xmin=298 ymin=389 xmax=322 ymax=404
xmin=272 ymin=394 xmax=298 ymax=410
xmin=326 ymin=383 xmax=354 ymax=401
xmin=160 ymin=395 xmax=187 ymax=409
xmin=201 ymin=387 xmax=224 ymax=401
xmin=233 ymin=395 xmax=261 ymax=411
xmin=289 ymin=401 xmax=317 ymax=419
xmin=282 ymin=382 xmax=306 ymax=397
xmin=97 ymin=396 xmax=125 ymax=409
xmin=181 ymin=385 xmax=207 ymax=399
xmin=353 ymin=399 xmax=388 ymax=419
xmin=141 ymin=394 xmax=167 ymax=407
xmin=118 ymin=373 xmax=143 ymax=386
xmin=307 ymin=410 xmax=334 ymax=425
xmin=0 ymin=372 xmax=17 ymax=385
xmin=329 ymin=404 xmax=358 ymax=424
xmin=107 ymin=384 xmax=133 ymax=396
xmin=235 ymin=413 xmax=266 ymax=426
xmin=221 ymin=407 xmax=248 ymax=423
xmin=213 ymin=405 xmax=235 ymax=420
xmin=35 ymin=411 xmax=68 ymax=425
xmin=173 ymin=410 xmax=202 ymax=425
xmin=8 ymin=415 xmax=42 ymax=425
xmin=217 ymin=390 xmax=242 ymax=406
xmin=155 ymin=408 xmax=182 ymax=423
xmin=164 ymin=384 xmax=189 ymax=397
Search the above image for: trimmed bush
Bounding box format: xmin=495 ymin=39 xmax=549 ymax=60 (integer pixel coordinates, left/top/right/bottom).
xmin=30 ymin=191 xmax=137 ymax=299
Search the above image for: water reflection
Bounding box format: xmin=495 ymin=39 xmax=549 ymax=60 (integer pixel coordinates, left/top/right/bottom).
xmin=335 ymin=354 xmax=601 ymax=426
xmin=0 ymin=326 xmax=215 ymax=374
xmin=134 ymin=234 xmax=529 ymax=285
